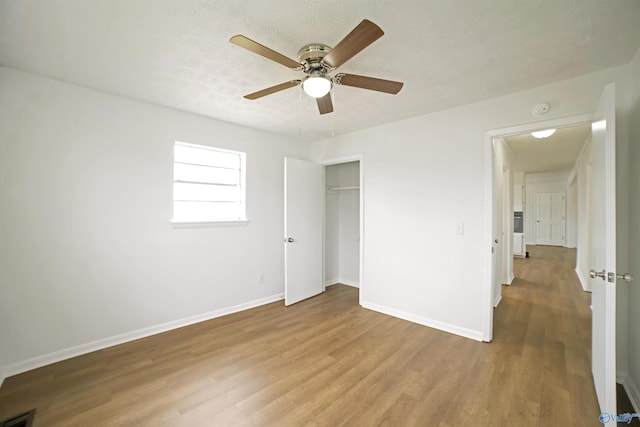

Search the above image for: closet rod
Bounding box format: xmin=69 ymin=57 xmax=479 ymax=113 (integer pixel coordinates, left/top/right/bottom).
xmin=327 ymin=186 xmax=360 ymax=191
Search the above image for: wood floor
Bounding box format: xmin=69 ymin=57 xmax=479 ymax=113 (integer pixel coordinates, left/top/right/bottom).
xmin=0 ymin=246 xmax=605 ymax=426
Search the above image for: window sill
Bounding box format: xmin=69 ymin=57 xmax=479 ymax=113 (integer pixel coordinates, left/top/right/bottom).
xmin=171 ymin=219 xmax=250 ymax=229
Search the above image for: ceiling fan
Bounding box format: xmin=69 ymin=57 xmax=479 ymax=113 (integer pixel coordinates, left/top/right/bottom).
xmin=229 ymin=19 xmax=403 ymax=115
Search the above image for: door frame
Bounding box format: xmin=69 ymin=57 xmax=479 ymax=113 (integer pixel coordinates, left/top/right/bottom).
xmin=320 ymin=155 xmax=364 ymax=304
xmin=482 ymin=112 xmax=593 ymax=341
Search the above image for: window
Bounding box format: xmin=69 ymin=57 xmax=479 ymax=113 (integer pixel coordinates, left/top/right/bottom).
xmin=172 ymin=142 xmax=247 ymax=224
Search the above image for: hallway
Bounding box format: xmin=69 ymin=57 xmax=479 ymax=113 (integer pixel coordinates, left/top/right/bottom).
xmin=492 ymin=245 xmax=600 ymax=425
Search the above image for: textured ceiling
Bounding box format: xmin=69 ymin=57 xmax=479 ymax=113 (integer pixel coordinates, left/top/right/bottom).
xmin=504 ymin=123 xmax=591 ymax=173
xmin=1 ymin=0 xmax=640 ymax=142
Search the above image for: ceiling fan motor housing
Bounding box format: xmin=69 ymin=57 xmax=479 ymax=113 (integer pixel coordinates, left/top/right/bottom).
xmin=298 ymin=43 xmax=333 ymax=74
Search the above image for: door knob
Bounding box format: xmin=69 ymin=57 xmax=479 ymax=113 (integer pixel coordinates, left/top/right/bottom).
xmin=617 ymin=273 xmax=635 ymax=282
xmin=590 ymin=269 xmax=606 ymax=280
xmin=286 ymin=237 xmax=294 ymax=243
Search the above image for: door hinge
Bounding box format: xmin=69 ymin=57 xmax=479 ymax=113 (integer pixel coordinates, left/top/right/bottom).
xmin=608 ymin=272 xmax=615 ymax=283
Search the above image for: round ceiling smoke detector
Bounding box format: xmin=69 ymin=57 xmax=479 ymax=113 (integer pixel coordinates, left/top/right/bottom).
xmin=531 ymin=102 xmax=551 ymax=117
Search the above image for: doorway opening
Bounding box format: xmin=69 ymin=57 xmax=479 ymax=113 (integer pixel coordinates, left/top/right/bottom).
xmin=482 ymin=112 xmax=594 ymax=341
xmin=495 ymin=122 xmax=593 ymax=296
xmin=322 ymin=157 xmax=363 ymax=303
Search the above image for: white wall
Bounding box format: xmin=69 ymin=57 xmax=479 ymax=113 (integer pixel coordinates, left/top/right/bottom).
xmin=513 ymin=172 xmax=525 ymax=211
xmin=565 ymin=179 xmax=578 ymax=248
xmin=324 ymin=162 xmax=360 ymax=287
xmin=624 ymin=46 xmax=640 ymax=410
xmin=524 ymin=171 xmax=572 ymax=246
xmin=0 ymin=67 xmax=310 ymax=375
xmin=573 ymin=136 xmax=592 ymax=291
xmin=311 ymin=64 xmax=631 ymax=341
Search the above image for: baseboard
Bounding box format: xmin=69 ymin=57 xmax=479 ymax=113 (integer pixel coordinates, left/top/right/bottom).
xmin=0 ymin=369 xmax=5 ymax=389
xmin=2 ymin=293 xmax=284 ymax=379
xmin=575 ymin=267 xmax=591 ymax=292
xmin=506 ymin=273 xmax=515 ymax=285
xmin=494 ymin=294 xmax=503 ymax=308
xmin=618 ymin=373 xmax=640 ymax=412
xmin=338 ymin=279 xmax=359 ymax=288
xmin=361 ymin=301 xmax=483 ymax=342
xmin=325 ymin=280 xmax=359 ymax=288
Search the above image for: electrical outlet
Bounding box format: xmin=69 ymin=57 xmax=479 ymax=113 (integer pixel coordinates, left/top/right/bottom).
xmin=456 ymin=223 xmax=464 ymax=235
xmin=258 ymin=273 xmax=264 ymax=284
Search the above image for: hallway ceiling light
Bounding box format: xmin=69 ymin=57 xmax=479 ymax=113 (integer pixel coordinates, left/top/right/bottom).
xmin=531 ymin=129 xmax=556 ymax=138
xmin=592 ymin=120 xmax=606 ymax=131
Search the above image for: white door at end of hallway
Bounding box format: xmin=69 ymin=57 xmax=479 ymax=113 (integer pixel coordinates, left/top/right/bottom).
xmin=535 ymin=192 xmax=565 ymax=246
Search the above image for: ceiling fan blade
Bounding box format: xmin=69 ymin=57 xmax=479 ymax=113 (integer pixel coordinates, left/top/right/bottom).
xmin=244 ymin=80 xmax=301 ymax=100
xmin=316 ymin=93 xmax=333 ymax=115
xmin=230 ymin=35 xmax=301 ymax=69
xmin=321 ymin=19 xmax=384 ymax=69
xmin=335 ymin=73 xmax=403 ymax=94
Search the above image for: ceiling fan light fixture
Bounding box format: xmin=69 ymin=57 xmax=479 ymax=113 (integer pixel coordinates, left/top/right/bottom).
xmin=531 ymin=129 xmax=556 ymax=139
xmin=302 ymin=76 xmax=332 ymax=98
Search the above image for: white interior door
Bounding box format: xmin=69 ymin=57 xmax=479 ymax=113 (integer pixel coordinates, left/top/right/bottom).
xmin=535 ymin=192 xmax=565 ymax=246
xmin=284 ymin=157 xmax=324 ymax=306
xmin=491 ymin=144 xmax=503 ymax=305
xmin=590 ymin=83 xmax=616 ymax=416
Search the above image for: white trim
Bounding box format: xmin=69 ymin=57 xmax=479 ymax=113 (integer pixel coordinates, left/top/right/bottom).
xmin=319 ymin=155 xmax=363 ymax=165
xmin=171 ymin=219 xmax=250 ymax=228
xmin=484 ymin=113 xmax=594 ymax=139
xmin=506 ymin=273 xmax=515 ymax=285
xmin=483 ymin=132 xmax=494 ymax=342
xmin=575 ymin=267 xmax=592 ymax=292
xmin=338 ymin=279 xmax=359 ymax=288
xmin=0 ymin=369 xmax=5 ymax=389
xmin=2 ymin=293 xmax=283 ymax=378
xmin=617 ymin=373 xmax=640 ymax=412
xmin=325 ymin=280 xmax=359 ymax=288
xmin=361 ymin=301 xmax=483 ymax=342
xmin=494 ymin=294 xmax=503 ymax=308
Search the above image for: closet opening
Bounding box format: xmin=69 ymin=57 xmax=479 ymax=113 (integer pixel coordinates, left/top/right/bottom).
xmin=323 ymin=160 xmax=362 ymax=297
